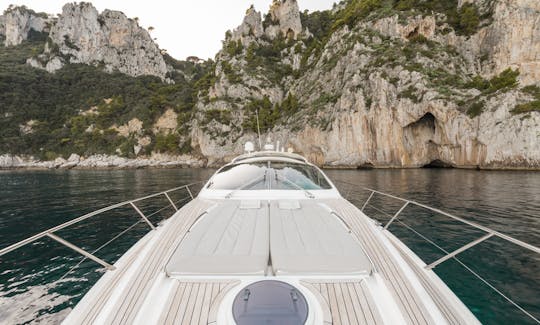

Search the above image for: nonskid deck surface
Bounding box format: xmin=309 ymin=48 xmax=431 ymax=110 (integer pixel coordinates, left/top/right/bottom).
xmin=322 ymin=199 xmax=479 ymax=325
xmin=158 ymin=280 xmax=240 ymax=325
xmin=64 ymin=198 xmax=477 ymax=325
xmin=301 ymin=280 xmax=384 ymax=325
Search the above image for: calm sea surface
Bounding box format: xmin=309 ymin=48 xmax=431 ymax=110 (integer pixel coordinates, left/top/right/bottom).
xmin=0 ymin=168 xmax=538 ymax=324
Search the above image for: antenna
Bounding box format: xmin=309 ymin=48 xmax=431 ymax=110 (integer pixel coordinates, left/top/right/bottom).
xmin=255 ymin=109 xmax=262 ymax=150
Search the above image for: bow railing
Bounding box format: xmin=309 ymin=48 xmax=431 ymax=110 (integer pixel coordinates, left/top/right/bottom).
xmin=333 ymin=179 xmax=540 ymax=324
xmin=0 ymin=181 xmax=203 ymax=271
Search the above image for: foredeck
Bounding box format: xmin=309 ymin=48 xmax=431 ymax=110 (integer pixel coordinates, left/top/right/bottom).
xmin=65 ymin=199 xmax=215 ymax=324
xmin=63 ymin=197 xmax=478 ymax=325
xmin=301 ymin=279 xmax=384 ymax=325
xmin=323 ymin=199 xmax=478 ymax=325
xmin=158 ymin=280 xmax=240 ymax=325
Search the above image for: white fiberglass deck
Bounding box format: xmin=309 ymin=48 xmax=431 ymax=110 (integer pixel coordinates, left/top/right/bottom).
xmin=63 ymin=197 xmax=478 ymax=325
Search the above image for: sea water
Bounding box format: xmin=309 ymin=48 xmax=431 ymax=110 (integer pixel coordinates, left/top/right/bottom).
xmin=0 ymin=168 xmax=538 ymax=324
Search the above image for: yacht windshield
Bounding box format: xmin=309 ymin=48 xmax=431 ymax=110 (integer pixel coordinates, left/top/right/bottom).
xmin=206 ymin=161 xmax=332 ymax=190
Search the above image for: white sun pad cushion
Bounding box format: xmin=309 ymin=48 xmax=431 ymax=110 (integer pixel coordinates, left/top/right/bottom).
xmin=270 ymin=201 xmax=372 ymax=276
xmin=166 ymin=201 xmax=269 ymax=276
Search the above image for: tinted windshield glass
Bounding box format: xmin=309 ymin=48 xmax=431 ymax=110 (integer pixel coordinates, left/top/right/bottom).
xmin=207 ymin=161 xmax=332 ymax=190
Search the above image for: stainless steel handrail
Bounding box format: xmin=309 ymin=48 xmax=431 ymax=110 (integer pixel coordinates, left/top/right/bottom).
xmin=334 ymin=180 xmax=540 ymax=259
xmin=333 ymin=179 xmax=540 ymax=324
xmin=393 ymin=217 xmax=540 ymax=323
xmin=0 ymin=181 xmax=204 ymax=266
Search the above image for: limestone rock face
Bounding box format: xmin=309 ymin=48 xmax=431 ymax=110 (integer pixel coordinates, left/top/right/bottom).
xmin=0 ymin=153 xmax=204 ymax=169
xmin=2 ymin=1 xmax=538 ymax=169
xmin=0 ymin=14 xmax=5 ymax=38
xmin=232 ymin=6 xmax=264 ymax=43
xmin=369 ymin=1 xmax=540 ymax=85
xmin=195 ymin=69 xmax=540 ymax=169
xmin=428 ymin=0 xmax=540 ymax=85
xmin=191 ymin=0 xmax=540 ymax=169
xmin=372 ymin=15 xmax=437 ymax=41
xmin=266 ymin=0 xmax=303 ymax=39
xmin=1 ymin=6 xmax=51 ymax=46
xmin=153 ymin=109 xmax=178 ymax=134
xmin=232 ymin=1 xmax=303 ymax=43
xmin=31 ymin=2 xmax=168 ymax=79
xmin=112 ymin=118 xmax=144 ymax=137
xmin=281 ymin=91 xmax=540 ymax=169
xmin=478 ymin=0 xmax=540 ymax=85
xmin=0 ymin=154 xmax=22 ymax=168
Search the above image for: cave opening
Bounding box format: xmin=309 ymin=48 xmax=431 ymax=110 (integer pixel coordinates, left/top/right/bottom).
xmin=357 ymin=163 xmax=374 ymax=170
xmin=406 ymin=27 xmax=419 ymax=39
xmin=422 ymin=159 xmax=454 ymax=168
xmin=414 ymin=112 xmax=436 ymax=131
xmin=286 ymin=28 xmax=295 ymax=40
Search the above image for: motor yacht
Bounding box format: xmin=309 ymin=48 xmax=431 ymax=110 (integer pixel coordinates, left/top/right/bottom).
xmin=2 ymin=144 xmax=538 ymax=324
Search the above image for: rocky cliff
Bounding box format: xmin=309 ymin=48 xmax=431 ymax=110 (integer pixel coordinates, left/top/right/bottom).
xmin=231 ymin=0 xmax=306 ymax=44
xmin=0 ymin=0 xmax=539 ymax=169
xmin=0 ymin=6 xmax=52 ymax=46
xmin=0 ymin=3 xmax=202 ymax=165
xmin=0 ymin=3 xmax=169 ymax=79
xmin=188 ymin=0 xmax=540 ymax=169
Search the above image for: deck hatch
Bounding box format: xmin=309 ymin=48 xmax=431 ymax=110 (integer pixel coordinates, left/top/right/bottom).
xmin=232 ymin=281 xmax=308 ymax=325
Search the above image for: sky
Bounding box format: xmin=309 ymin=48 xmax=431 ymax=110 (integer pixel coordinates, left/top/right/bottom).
xmin=0 ymin=0 xmax=336 ymax=60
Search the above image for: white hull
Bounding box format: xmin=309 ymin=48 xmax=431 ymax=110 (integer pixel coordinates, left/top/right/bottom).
xmin=63 ymin=197 xmax=478 ymax=324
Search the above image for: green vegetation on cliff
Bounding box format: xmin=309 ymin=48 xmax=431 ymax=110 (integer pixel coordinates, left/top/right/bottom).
xmin=394 ymin=0 xmax=485 ymax=36
xmin=512 ymin=86 xmax=540 ymax=115
xmin=465 ymin=68 xmax=520 ymax=117
xmin=0 ymin=0 xmax=531 ymax=163
xmin=0 ymin=38 xmax=209 ymax=158
xmin=298 ymin=0 xmax=486 ymax=73
xmin=242 ymin=93 xmax=300 ymax=132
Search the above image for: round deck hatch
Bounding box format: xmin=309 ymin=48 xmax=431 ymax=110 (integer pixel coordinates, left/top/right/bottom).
xmin=232 ymin=280 xmax=308 ymax=325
